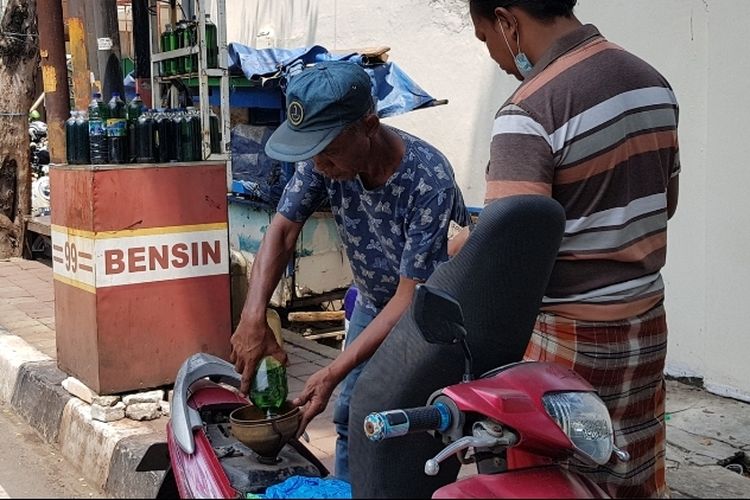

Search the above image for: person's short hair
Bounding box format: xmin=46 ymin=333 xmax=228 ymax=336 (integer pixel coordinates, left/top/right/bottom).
xmin=470 ymin=0 xmax=577 ymax=21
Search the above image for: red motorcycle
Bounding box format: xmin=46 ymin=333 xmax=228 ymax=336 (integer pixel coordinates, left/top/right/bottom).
xmin=363 ymin=284 xmax=630 ymax=498
xmin=138 ymin=353 xmax=329 ymax=498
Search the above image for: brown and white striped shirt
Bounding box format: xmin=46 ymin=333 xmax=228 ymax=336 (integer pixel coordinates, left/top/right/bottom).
xmin=486 ymin=24 xmax=680 ymax=321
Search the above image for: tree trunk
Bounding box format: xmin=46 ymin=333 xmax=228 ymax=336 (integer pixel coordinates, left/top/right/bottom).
xmin=0 ymin=0 xmax=39 ymax=258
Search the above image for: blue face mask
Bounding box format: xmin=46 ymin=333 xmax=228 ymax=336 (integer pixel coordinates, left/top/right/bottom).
xmin=514 ymin=52 xmax=534 ymax=79
xmin=499 ymin=21 xmax=534 ymax=79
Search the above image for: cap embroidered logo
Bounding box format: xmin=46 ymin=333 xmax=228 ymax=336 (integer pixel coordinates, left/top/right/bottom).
xmin=288 ymin=101 xmax=304 ymax=126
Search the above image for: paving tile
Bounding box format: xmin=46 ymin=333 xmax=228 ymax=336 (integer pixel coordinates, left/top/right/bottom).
xmin=288 ymin=362 xmax=323 ymax=378
xmin=308 ymin=437 xmax=336 ymax=455
xmin=1 ymin=319 xmax=41 ymax=330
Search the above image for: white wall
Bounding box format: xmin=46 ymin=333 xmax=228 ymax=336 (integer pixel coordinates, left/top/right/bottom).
xmin=214 ymin=0 xmax=750 ymax=400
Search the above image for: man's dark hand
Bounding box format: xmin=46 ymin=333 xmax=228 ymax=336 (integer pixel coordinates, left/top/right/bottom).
xmin=293 ymin=366 xmax=339 ymax=437
xmin=230 ymin=318 xmax=287 ymax=395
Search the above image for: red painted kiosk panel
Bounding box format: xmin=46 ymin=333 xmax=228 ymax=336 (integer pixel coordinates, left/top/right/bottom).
xmin=50 ymin=162 xmax=232 ymax=394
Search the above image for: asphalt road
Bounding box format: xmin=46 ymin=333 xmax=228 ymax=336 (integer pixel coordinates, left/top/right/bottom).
xmin=0 ymin=403 xmax=104 ymax=498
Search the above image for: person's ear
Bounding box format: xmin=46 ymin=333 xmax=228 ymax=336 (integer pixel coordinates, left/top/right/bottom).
xmin=495 ymin=7 xmax=516 ymax=34
xmin=494 ymin=7 xmax=517 ymax=37
xmin=363 ymin=114 xmax=380 ymax=137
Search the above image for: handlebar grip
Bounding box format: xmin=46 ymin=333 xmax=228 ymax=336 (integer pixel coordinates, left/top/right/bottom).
xmin=364 ymin=403 xmax=451 ymax=442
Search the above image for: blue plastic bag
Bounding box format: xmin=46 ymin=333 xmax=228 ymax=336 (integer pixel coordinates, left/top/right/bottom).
xmin=263 ymin=475 xmax=352 ymax=499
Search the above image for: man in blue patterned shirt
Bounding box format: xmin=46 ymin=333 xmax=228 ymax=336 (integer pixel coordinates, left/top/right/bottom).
xmin=230 ymin=61 xmax=470 ymax=481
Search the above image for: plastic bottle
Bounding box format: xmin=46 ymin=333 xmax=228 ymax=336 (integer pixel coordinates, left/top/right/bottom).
xmin=135 ymin=110 xmax=156 ymax=163
xmin=127 ymin=94 xmax=145 ymax=162
xmin=106 ymin=92 xmax=127 ymax=163
xmin=160 ymin=24 xmax=177 ymax=76
xmin=88 ymin=93 xmax=108 ymax=164
xmin=187 ymin=107 xmax=202 ymax=160
xmin=65 ymin=111 xmax=78 ymax=164
xmin=75 ymin=111 xmax=90 ymax=165
xmin=175 ymin=109 xmax=194 ymax=162
xmin=154 ymin=109 xmax=168 ymax=162
xmin=205 ymin=14 xmax=218 ymax=69
xmin=167 ymin=109 xmax=181 ymax=161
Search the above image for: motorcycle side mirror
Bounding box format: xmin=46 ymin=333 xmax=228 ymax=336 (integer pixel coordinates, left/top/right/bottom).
xmin=414 ymin=284 xmax=474 ymax=381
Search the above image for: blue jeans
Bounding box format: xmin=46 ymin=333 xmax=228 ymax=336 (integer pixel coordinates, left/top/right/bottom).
xmin=333 ymin=303 xmax=376 ymax=482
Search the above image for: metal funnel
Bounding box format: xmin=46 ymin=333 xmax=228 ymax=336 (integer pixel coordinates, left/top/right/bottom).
xmin=229 ymin=401 xmax=301 ymax=463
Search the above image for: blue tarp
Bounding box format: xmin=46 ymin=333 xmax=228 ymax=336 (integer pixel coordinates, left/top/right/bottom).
xmin=227 ymin=43 xmax=437 ymax=118
xmin=226 ymin=44 xmax=441 ymax=206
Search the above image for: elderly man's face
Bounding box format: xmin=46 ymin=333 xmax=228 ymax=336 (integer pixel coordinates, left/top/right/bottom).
xmin=312 ymin=120 xmax=369 ymax=181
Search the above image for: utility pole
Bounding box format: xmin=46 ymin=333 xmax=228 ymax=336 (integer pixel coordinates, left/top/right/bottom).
xmin=91 ymin=0 xmax=124 ymax=101
xmin=37 ymin=0 xmax=69 ymax=164
xmin=67 ymin=0 xmax=92 ymax=111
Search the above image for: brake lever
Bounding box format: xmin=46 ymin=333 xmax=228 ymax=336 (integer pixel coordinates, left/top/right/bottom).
xmin=424 ymin=435 xmax=500 ymax=476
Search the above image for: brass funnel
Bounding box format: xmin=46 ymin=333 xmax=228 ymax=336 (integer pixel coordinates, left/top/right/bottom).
xmin=229 ymin=402 xmax=301 ymax=463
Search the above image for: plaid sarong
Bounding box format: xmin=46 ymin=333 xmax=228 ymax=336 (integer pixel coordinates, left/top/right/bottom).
xmin=524 ymin=304 xmax=669 ymax=498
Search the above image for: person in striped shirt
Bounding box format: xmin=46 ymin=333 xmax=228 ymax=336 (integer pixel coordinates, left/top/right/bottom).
xmin=452 ymin=1 xmax=681 ymax=497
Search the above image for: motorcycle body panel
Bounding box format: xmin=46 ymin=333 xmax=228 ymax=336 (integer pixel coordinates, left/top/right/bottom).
xmin=433 ymin=466 xmax=608 ymax=499
xmin=441 ymin=362 xmax=593 ymax=459
xmin=167 ymin=421 xmax=236 ymax=499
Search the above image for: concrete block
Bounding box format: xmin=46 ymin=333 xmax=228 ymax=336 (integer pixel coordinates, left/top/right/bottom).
xmin=159 ymin=400 xmax=170 ymax=417
xmin=105 ymin=433 xmax=167 ymax=499
xmin=91 ymin=402 xmax=126 ymax=423
xmin=93 ymin=395 xmax=121 ymax=407
xmin=10 ymin=360 xmax=71 ymax=443
xmin=122 ymin=390 xmax=165 ymax=406
xmin=62 ymin=376 xmax=98 ymax=404
xmin=0 ymin=333 xmax=51 ymax=403
xmin=126 ymin=402 xmax=161 ymax=421
xmin=58 ymin=399 xmax=154 ymax=490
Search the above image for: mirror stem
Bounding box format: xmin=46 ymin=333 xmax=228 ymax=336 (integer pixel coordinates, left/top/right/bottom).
xmin=459 ymin=334 xmax=474 ymax=382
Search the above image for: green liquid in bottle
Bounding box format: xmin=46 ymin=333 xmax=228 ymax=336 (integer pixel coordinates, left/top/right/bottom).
xmin=250 ymin=356 xmax=288 ymax=417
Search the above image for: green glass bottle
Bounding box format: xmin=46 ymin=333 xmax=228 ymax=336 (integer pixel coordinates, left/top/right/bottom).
xmin=175 ymin=21 xmax=186 ymax=75
xmin=205 ymin=14 xmax=218 ymax=69
xmin=250 ymin=356 xmax=288 ymax=416
xmin=160 ymin=24 xmax=177 ymax=76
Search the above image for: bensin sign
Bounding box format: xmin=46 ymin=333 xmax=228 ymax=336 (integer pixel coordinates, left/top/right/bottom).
xmin=51 ymin=223 xmax=228 ymax=293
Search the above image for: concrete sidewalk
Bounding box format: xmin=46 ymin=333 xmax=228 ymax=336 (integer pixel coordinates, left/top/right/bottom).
xmin=0 ymin=257 xmax=749 ymax=498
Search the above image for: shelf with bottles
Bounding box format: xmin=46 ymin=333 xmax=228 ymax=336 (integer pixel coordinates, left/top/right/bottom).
xmin=155 ymin=15 xmax=219 ymax=78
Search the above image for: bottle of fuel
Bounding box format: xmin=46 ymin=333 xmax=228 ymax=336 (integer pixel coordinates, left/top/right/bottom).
xmin=205 ymin=14 xmax=218 ymax=69
xmin=106 ymin=92 xmax=127 ymax=163
xmin=75 ymin=110 xmax=90 ymax=164
xmin=127 ymin=94 xmax=145 ymax=162
xmin=135 ymin=109 xmax=156 ymax=163
xmin=249 ymin=309 xmax=288 ymax=415
xmin=187 ymin=106 xmax=202 ymax=160
xmin=250 ymin=357 xmax=288 ymax=416
xmin=160 ymin=24 xmax=177 ymax=76
xmin=65 ymin=111 xmax=78 ymax=164
xmin=88 ymin=93 xmax=108 ymax=164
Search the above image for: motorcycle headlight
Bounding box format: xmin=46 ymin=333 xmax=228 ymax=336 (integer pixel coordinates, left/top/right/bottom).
xmin=542 ymin=391 xmax=614 ymax=465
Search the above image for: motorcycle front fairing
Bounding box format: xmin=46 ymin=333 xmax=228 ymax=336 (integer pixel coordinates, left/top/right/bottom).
xmin=432 ymin=465 xmax=608 ymax=499
xmin=437 ymin=361 xmax=595 ymax=461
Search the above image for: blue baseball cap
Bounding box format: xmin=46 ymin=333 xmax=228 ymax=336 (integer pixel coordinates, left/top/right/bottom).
xmin=265 ymin=61 xmax=374 ymax=162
